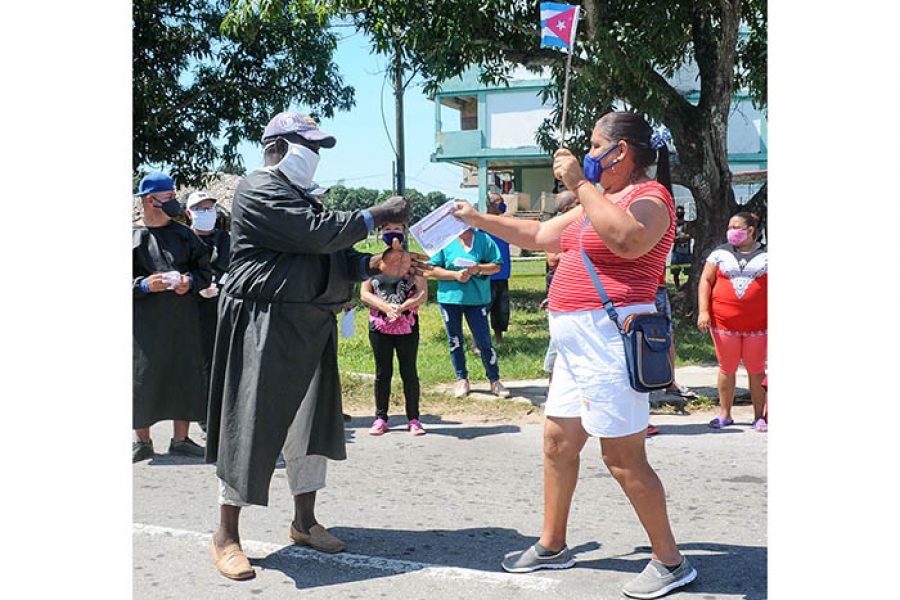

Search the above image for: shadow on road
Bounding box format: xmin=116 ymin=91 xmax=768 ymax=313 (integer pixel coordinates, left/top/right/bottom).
xmin=577 ymin=542 xmax=767 ymax=600
xmin=249 ymin=526 xmax=765 ymax=599
xmin=343 ymin=415 xmax=521 ymax=440
xmin=649 ymin=422 xmax=754 ymax=437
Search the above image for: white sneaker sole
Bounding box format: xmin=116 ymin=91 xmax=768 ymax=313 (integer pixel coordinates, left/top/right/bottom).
xmin=501 ymin=557 xmax=576 ymax=573
xmin=623 ymin=567 xmax=698 ymax=599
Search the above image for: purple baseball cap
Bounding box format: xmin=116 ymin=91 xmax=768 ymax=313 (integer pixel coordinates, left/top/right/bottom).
xmin=261 ymin=111 xmax=336 ymax=148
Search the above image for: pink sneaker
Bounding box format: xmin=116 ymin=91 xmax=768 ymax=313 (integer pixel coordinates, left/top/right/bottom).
xmin=369 ymin=418 xmax=389 ymax=436
xmin=408 ymin=419 xmax=426 ymax=436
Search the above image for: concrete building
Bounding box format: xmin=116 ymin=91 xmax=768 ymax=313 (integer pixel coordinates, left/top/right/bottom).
xmin=430 ymin=56 xmax=767 ymax=221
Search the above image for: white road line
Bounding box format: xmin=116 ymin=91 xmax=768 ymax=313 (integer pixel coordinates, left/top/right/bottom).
xmin=134 ymin=523 xmax=558 ymax=592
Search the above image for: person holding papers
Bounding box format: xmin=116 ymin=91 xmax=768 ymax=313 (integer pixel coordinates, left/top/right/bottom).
xmin=427 ymin=226 xmax=511 ymax=399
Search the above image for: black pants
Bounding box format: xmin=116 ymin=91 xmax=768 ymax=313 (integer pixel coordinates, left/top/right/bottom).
xmin=489 ymin=279 xmax=510 ymax=333
xmin=369 ymin=324 xmax=421 ymax=421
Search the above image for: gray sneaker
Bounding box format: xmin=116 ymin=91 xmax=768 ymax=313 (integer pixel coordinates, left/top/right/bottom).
xmin=622 ymin=556 xmax=697 ymax=599
xmin=501 ymin=543 xmax=575 ymax=573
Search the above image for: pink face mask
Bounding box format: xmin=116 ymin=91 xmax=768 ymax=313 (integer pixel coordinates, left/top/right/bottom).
xmin=727 ymin=228 xmax=749 ymax=246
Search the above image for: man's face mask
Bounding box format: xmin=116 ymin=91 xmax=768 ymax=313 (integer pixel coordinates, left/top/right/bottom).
xmin=268 ymin=140 xmax=320 ymax=190
xmin=151 ymin=195 xmax=182 ymax=218
xmin=582 ymin=143 xmax=621 ymax=184
xmin=190 ymin=207 xmax=217 ymax=231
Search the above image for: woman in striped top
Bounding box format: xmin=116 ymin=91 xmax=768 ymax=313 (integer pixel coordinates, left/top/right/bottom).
xmin=452 ymin=112 xmax=696 ymax=598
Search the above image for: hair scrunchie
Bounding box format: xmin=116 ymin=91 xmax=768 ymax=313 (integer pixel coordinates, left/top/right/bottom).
xmin=650 ymin=125 xmax=672 ymax=149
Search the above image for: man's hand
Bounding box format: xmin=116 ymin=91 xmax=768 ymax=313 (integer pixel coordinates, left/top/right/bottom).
xmin=145 ymin=273 xmax=168 ymax=293
xmin=173 ymin=274 xmax=191 ymax=296
xmin=375 ymin=238 xmax=431 ymax=279
xmin=539 ymin=297 xmax=550 ymax=310
xmin=464 ymin=265 xmax=481 ymax=278
xmin=368 ymin=195 xmax=410 ymax=226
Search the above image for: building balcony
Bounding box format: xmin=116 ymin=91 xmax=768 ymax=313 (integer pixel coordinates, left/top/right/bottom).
xmin=434 ymin=130 xmax=484 ymax=160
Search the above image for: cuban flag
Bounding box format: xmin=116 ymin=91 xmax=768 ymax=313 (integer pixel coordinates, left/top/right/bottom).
xmin=540 ymin=2 xmax=580 ymax=52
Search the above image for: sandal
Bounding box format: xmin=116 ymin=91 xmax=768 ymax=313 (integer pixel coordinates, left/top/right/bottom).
xmin=753 ymin=418 xmax=768 ymax=433
xmin=708 ymin=416 xmax=734 ymax=429
xmin=646 ymin=424 xmax=661 ymax=436
xmin=666 ymin=385 xmax=699 ymax=399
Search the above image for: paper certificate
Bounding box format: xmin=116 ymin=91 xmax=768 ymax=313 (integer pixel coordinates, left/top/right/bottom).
xmin=410 ymin=200 xmax=470 ymax=256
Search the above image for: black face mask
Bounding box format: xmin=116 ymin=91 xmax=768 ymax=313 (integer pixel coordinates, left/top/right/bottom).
xmin=154 ymin=198 xmax=183 ymax=218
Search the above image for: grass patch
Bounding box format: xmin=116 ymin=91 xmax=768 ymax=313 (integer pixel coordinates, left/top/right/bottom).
xmin=339 ymin=255 xmax=716 ymax=389
xmin=339 ymin=372 xmax=540 ymax=422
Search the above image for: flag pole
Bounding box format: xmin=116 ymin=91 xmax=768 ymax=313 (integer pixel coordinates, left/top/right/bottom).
xmin=559 ymin=48 xmax=574 ymax=150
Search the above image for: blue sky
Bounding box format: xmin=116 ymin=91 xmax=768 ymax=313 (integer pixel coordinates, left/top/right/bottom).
xmin=239 ymin=30 xmax=478 ymax=202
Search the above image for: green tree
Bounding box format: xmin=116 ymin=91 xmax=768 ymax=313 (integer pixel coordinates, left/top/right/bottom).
xmin=321 ymin=185 xmax=448 ymax=224
xmin=133 ymin=0 xmax=354 ymax=186
xmin=230 ymin=0 xmax=766 ymax=315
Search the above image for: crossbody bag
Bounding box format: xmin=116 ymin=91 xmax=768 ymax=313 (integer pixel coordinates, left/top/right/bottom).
xmin=578 ymin=218 xmax=674 ymax=392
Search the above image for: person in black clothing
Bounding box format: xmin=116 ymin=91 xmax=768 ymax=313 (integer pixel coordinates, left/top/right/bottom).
xmin=360 ymin=221 xmax=428 ymax=436
xmin=185 ymin=191 xmax=231 ymax=435
xmin=205 ymin=111 xmax=428 ymax=580
xmin=133 ymin=172 xmax=212 ymax=463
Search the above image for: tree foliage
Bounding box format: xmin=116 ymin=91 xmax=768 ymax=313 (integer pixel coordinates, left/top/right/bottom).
xmin=133 ymin=0 xmax=354 ymax=186
xmin=229 ymin=0 xmax=767 ymax=314
xmin=321 ymin=185 xmax=449 ymax=223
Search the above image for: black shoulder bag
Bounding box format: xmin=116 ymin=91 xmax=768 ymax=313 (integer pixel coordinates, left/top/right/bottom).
xmin=578 ymin=218 xmax=674 ymax=392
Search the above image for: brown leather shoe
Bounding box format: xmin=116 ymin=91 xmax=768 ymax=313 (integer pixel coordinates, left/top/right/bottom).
xmin=289 ymin=523 xmax=346 ymax=553
xmin=210 ymin=538 xmax=255 ymax=580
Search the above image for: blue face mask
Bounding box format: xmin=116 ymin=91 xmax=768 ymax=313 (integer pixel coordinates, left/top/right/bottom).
xmin=382 ymin=231 xmax=405 ymax=247
xmin=582 ymin=143 xmax=621 ymax=183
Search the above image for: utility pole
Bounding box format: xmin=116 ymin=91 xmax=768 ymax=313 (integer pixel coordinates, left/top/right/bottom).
xmin=392 ymin=37 xmax=405 ymax=196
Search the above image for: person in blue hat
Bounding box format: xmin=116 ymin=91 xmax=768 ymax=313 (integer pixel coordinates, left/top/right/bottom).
xmin=204 ymin=112 xmax=428 ymax=580
xmin=133 ymin=172 xmax=213 ymax=463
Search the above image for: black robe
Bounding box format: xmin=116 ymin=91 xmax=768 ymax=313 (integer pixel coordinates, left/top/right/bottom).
xmin=133 ymin=221 xmax=213 ymax=429
xmin=206 ymin=168 xmax=372 ymax=506
xmin=196 ymin=228 xmax=231 ymax=384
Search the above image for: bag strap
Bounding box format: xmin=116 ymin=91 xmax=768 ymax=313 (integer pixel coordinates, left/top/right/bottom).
xmin=578 ymin=217 xmax=623 ymax=331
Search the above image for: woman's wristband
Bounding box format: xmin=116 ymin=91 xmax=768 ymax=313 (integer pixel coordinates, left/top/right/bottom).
xmin=573 ymin=179 xmax=592 ymax=194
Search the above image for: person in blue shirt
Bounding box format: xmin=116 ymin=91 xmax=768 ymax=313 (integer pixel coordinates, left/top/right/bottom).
xmin=427 ymin=225 xmax=511 ymax=399
xmin=486 ymin=192 xmax=512 ymax=347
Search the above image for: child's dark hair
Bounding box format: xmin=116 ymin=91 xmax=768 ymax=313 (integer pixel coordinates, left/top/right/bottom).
xmin=595 ymin=112 xmax=672 ymax=196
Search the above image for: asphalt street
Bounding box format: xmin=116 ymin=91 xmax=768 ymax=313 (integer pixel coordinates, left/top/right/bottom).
xmin=134 ymin=403 xmax=766 ymax=599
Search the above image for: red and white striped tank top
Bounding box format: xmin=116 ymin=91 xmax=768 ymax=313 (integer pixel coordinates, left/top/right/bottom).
xmin=548 ymin=180 xmax=675 ymax=313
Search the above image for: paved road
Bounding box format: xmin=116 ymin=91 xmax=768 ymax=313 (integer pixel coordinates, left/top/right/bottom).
xmin=134 ymin=403 xmax=766 ymax=599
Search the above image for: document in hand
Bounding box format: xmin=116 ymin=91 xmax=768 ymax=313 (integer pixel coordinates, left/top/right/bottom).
xmin=410 ymin=200 xmax=471 ymax=256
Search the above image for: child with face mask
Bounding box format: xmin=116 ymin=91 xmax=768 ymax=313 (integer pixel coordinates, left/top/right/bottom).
xmin=360 ymin=222 xmax=429 ymax=435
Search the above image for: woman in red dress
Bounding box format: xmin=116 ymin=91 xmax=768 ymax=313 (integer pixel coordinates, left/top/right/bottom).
xmin=697 ymin=212 xmax=768 ymax=431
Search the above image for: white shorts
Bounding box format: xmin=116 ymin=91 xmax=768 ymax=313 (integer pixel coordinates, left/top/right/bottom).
xmin=546 ymin=305 xmax=654 ymax=438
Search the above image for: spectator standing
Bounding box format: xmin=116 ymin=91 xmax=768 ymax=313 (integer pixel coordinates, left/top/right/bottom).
xmin=697 ymin=212 xmax=768 ymax=432
xmin=133 ymin=172 xmax=212 ymax=463
xmin=361 ymin=221 xmax=428 ymax=436
xmin=669 ymin=205 xmax=692 ymax=290
xmin=185 ymin=191 xmax=231 ymax=434
xmin=486 ymin=192 xmax=512 ymax=347
xmin=427 ymin=227 xmax=511 ymax=399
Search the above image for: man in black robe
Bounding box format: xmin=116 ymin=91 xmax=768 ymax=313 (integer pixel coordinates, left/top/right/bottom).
xmin=206 ymin=112 xmax=426 ymax=580
xmin=185 ymin=190 xmax=231 ymax=434
xmin=133 ymin=172 xmax=213 ymax=462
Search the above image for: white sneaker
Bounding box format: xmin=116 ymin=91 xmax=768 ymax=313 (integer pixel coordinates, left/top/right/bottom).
xmin=454 ymin=379 xmax=470 ymax=398
xmin=490 ymin=380 xmax=511 ymax=398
